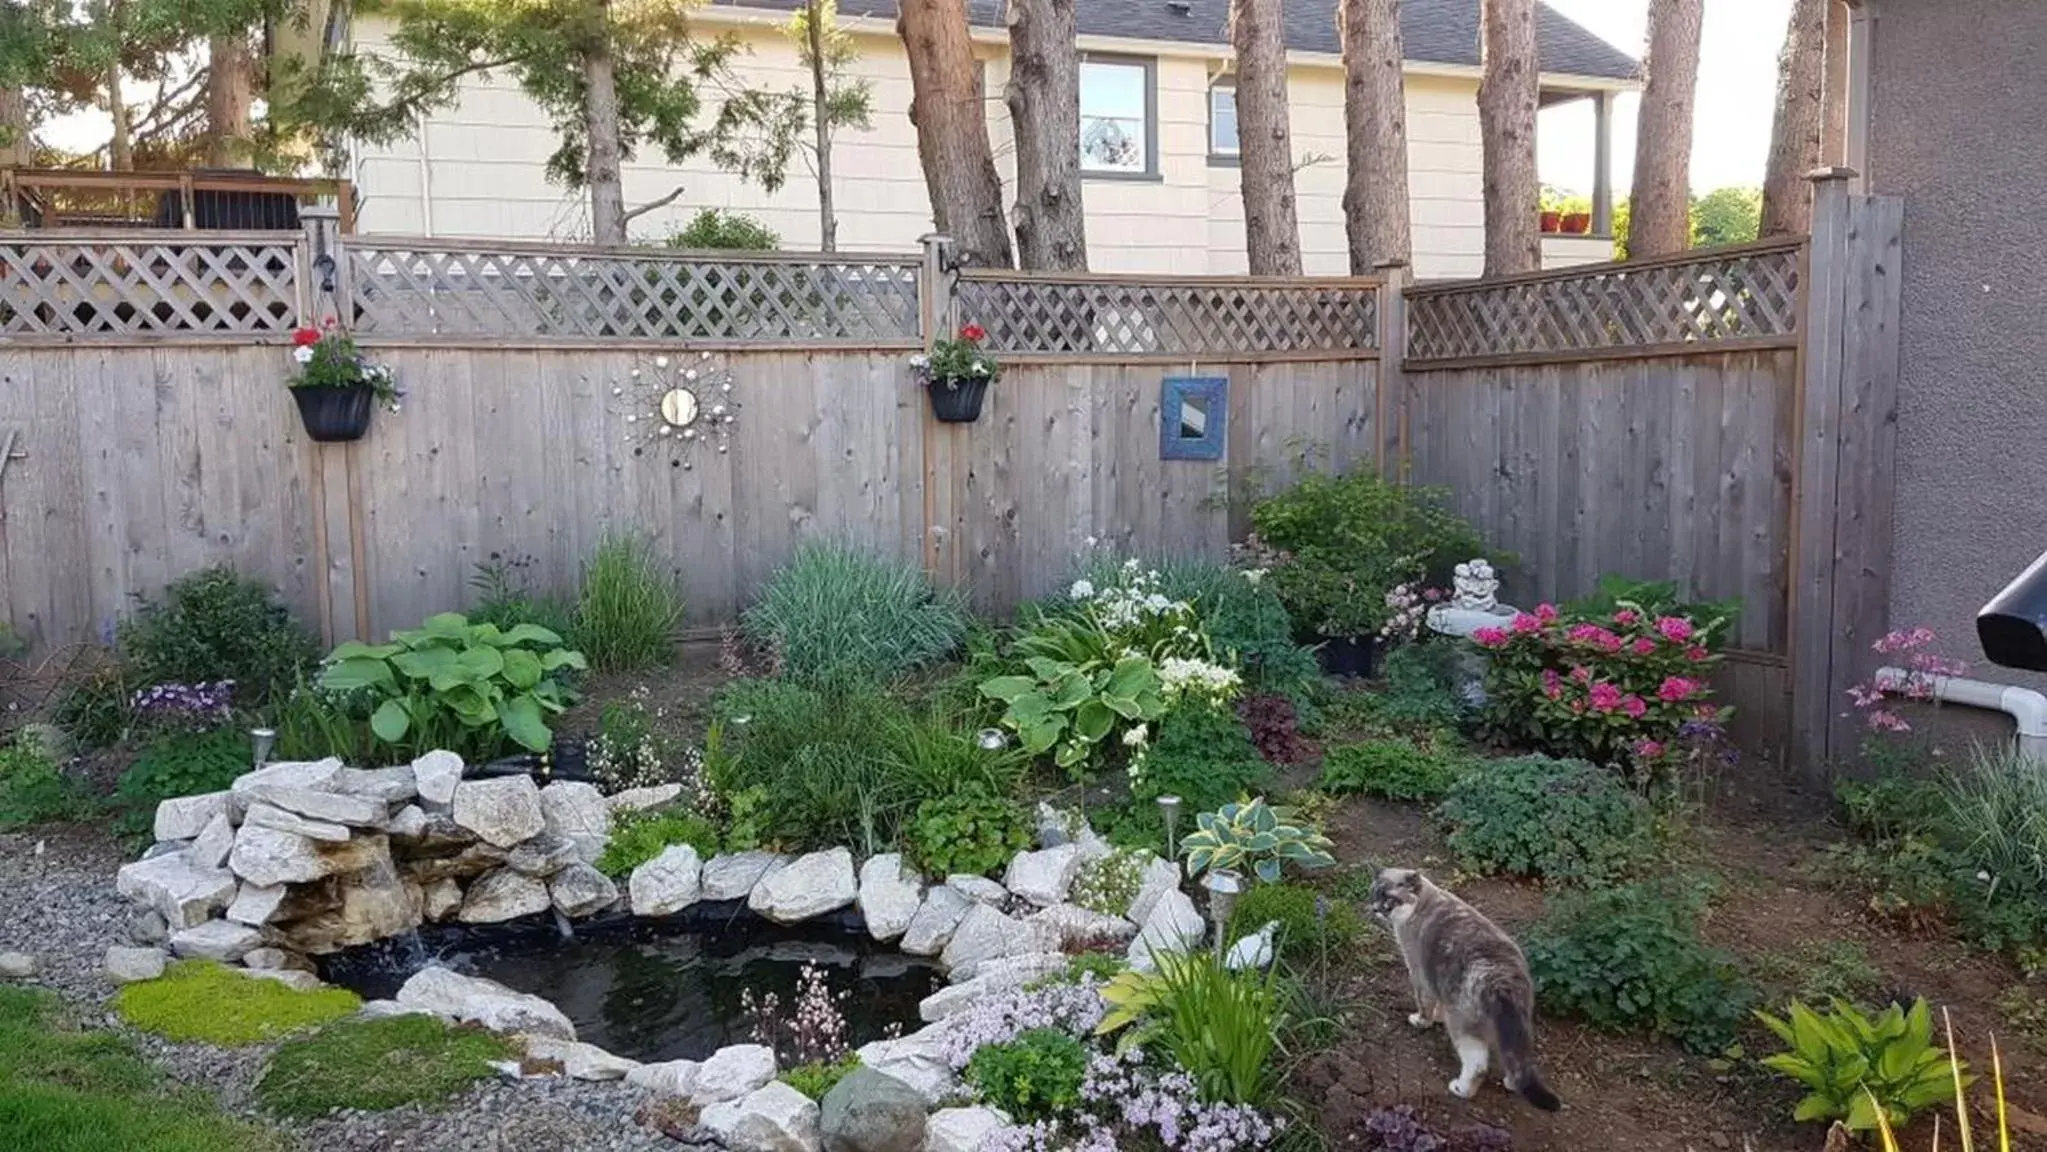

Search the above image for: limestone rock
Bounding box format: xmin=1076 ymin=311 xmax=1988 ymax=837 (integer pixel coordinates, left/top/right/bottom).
xmin=924 ymin=1108 xmax=1009 ymax=1152
xmin=1002 ymin=844 xmax=1083 ymax=908
xmin=748 ymin=847 xmax=856 ymax=924
xmin=142 ymin=840 xmax=189 ymax=860
xmin=242 ymin=801 xmax=351 ymax=843
xmin=1127 ymin=886 xmax=1204 ymax=972
xmin=939 ymin=904 xmax=1057 ymax=979
xmin=699 ymin=1081 xmax=819 ymax=1152
xmin=701 ymin=852 xmax=787 ymax=902
xmin=230 ymin=758 xmax=342 ymax=805
xmin=247 ymin=969 xmax=326 ymax=991
xmin=520 ymin=1035 xmax=640 ymax=1081
xmin=690 ymin=1043 xmax=778 ymax=1106
xmin=411 ymin=751 xmax=464 ymax=812
xmin=451 ymin=775 xmax=546 ymax=848
xmin=332 ymin=766 xmax=419 ymax=804
xmin=944 ymin=875 xmax=1008 ymax=907
xmin=629 ymin=844 xmax=704 ymax=917
xmin=230 ymin=823 xmax=386 ymax=888
xmin=506 ymin=834 xmax=580 ymax=878
xmin=128 ymin=909 xmax=169 ymax=946
xmin=855 ymin=854 xmax=923 ymax=943
xmin=0 ymin=952 xmax=35 ymax=980
xmin=819 ymin=1067 xmax=926 ymax=1152
xmin=852 ymin=1027 xmax=957 ymax=1106
xmin=538 ymin=781 xmax=609 ymax=864
xmin=625 ymin=1059 xmax=701 ymax=1097
xmin=170 ymin=919 xmax=263 ymax=962
xmin=271 ymin=847 xmax=419 ymax=954
xmin=458 ymin=869 xmax=552 ymax=923
xmin=918 ymin=953 xmax=1067 ymax=1022
xmin=603 ymin=783 xmax=682 ymax=813
xmin=246 ymin=784 xmax=386 ymax=828
xmin=242 ymin=947 xmax=314 ymax=973
xmin=422 ymin=878 xmax=464 ymax=922
xmin=187 ymin=812 xmax=237 ymax=871
xmin=404 ymin=841 xmax=505 ymax=884
xmin=549 ymin=863 xmax=619 ymax=919
xmin=104 ymin=945 xmax=166 ymax=984
xmin=226 ymin=882 xmax=288 ymax=925
xmin=385 ymin=804 xmax=430 ymax=840
xmin=153 ymin=791 xmax=232 ymax=843
xmin=1125 ymin=855 xmax=1183 ymax=925
xmin=897 ymin=886 xmax=971 ymax=957
xmin=116 ymin=852 xmax=237 ymax=929
xmin=1029 ymin=903 xmax=1137 ymax=950
xmin=395 ymin=965 xmax=575 ymax=1039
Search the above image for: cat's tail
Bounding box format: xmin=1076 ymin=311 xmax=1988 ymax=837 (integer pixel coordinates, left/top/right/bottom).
xmin=1488 ymin=994 xmax=1561 ymax=1112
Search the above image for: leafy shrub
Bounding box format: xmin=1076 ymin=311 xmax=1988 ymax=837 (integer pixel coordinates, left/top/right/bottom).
xmin=468 ymin=554 xmax=576 ymax=637
xmin=113 ymin=728 xmax=250 ymax=843
xmin=114 ymin=960 xmax=361 ymax=1047
xmin=1130 ymin=702 xmax=1269 ymax=810
xmin=120 ymin=566 xmax=319 ymax=707
xmin=668 ymin=207 xmax=781 ymax=250
xmin=1757 ymin=998 xmax=1963 ymax=1131
xmin=1066 ymin=556 xmax=1319 ymax=708
xmin=1436 ymin=755 xmax=1649 ymax=885
xmin=1524 ymin=877 xmax=1753 ymax=1053
xmin=1236 ymin=693 xmax=1311 ymax=765
xmin=1180 ymin=796 xmax=1335 ymax=884
xmin=570 ymin=534 xmax=685 ymax=673
xmin=1818 ymin=834 xmax=1954 ymax=933
xmin=1226 ymin=881 xmax=1362 ymax=965
xmin=983 ymin=652 xmax=1168 ymax=778
xmin=962 ymin=1028 xmax=1088 ymax=1122
xmin=905 ymin=787 xmax=1030 ymax=878
xmin=1370 ymin=642 xmax=1470 ymax=733
xmin=781 ymin=1054 xmax=862 ymax=1101
xmin=744 ymin=542 xmax=967 ymax=687
xmin=320 ymin=613 xmax=586 ymax=760
xmin=1476 ymin=601 xmax=1728 ymax=773
xmin=0 ymin=733 xmax=89 ymax=829
xmin=1070 ymin=847 xmax=1148 ymax=918
xmin=596 ymin=806 xmax=720 ymax=878
xmin=1563 ymin=574 xmax=1741 ymax=645
xmin=1321 ymin=739 xmax=1465 ymax=801
xmin=256 ymin=1013 xmax=513 ymax=1117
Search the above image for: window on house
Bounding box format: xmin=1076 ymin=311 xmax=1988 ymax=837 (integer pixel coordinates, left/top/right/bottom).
xmin=1210 ymin=81 xmax=1239 ymax=159
xmin=1079 ymin=58 xmax=1154 ymax=176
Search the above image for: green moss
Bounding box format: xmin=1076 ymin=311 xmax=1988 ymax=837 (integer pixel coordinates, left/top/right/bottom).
xmin=257 ymin=1014 xmax=514 ymax=1117
xmin=114 ymin=960 xmax=361 ymax=1047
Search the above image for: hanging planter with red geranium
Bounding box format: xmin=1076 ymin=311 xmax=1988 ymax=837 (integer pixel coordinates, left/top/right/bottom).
xmin=910 ymin=323 xmax=1000 ymax=423
xmin=287 ymin=321 xmax=403 ymax=443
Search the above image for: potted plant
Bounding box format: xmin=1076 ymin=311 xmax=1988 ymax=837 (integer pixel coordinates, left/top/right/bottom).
xmin=1562 ymin=211 xmax=1592 ymax=234
xmin=288 ymin=322 xmax=401 ymax=443
xmin=911 ymin=323 xmax=1000 ymax=423
xmin=1539 ymin=210 xmax=1563 ymax=234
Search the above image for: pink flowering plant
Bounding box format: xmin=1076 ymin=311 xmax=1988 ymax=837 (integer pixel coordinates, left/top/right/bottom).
xmin=1845 ymin=627 xmax=1968 ymax=733
xmin=1475 ymin=600 xmax=1730 ymax=771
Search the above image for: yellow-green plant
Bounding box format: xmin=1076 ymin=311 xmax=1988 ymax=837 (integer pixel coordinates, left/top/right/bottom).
xmin=1178 ymin=796 xmax=1335 ymax=883
xmin=1758 ymin=997 xmax=1966 ymax=1130
xmin=1868 ymin=1012 xmax=2009 ymax=1152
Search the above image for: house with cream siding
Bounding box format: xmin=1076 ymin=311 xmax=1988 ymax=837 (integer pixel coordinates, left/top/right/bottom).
xmin=343 ymin=0 xmax=1637 ymax=278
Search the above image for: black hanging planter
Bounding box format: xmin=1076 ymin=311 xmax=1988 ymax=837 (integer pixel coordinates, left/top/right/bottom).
xmin=926 ymin=376 xmax=989 ymax=423
xmin=1315 ymin=635 xmax=1383 ymax=679
xmin=292 ymin=385 xmax=374 ymax=443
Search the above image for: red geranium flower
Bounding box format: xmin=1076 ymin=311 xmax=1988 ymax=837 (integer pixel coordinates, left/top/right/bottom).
xmin=292 ymin=327 xmax=322 ymax=347
xmin=960 ymin=323 xmax=987 ymax=342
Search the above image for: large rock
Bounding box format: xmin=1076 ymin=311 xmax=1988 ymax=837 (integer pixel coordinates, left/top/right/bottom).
xmin=271 ymin=846 xmax=420 ymax=954
xmin=154 ymin=791 xmax=231 ymax=843
xmin=923 ymin=1108 xmax=1009 ymax=1152
xmin=853 ymin=1027 xmax=957 ymax=1106
xmin=332 ymin=766 xmax=419 ymax=804
xmin=187 ymin=812 xmax=237 ymax=870
xmin=549 ymin=863 xmax=619 ymax=918
xmin=394 ymin=966 xmax=575 ymax=1039
xmin=690 ymin=1043 xmax=778 ymax=1105
xmin=0 ymin=952 xmax=35 ymax=979
xmin=625 ymin=1059 xmax=700 ymax=1097
xmin=701 ymin=852 xmax=787 ymax=902
xmin=520 ymin=1035 xmax=640 ymax=1081
xmin=169 ymin=919 xmax=263 ymax=962
xmin=1125 ymin=855 xmax=1183 ymax=925
xmin=458 ymin=868 xmax=552 ymax=923
xmin=538 ymin=782 xmax=610 ymax=864
xmin=1002 ymin=844 xmax=1083 ymax=908
xmin=104 ymin=946 xmax=166 ymax=985
xmin=116 ymin=852 xmax=237 ymax=929
xmin=385 ymin=804 xmax=430 ymax=840
xmin=820 ymin=1068 xmax=926 ymax=1152
xmin=243 ymin=947 xmax=314 ymax=973
xmin=944 ymin=875 xmax=1008 ymax=907
xmin=939 ymin=904 xmax=1057 ymax=979
xmin=225 ymin=882 xmax=288 ymax=926
xmin=917 ymin=953 xmax=1067 ymax=1022
xmin=629 ymin=845 xmax=704 ymax=916
xmin=699 ymin=1081 xmax=819 ymax=1152
xmin=1127 ymin=886 xmax=1205 ymax=972
xmin=604 ymin=783 xmax=682 ymax=813
xmin=245 ymin=784 xmax=386 ymax=828
xmin=451 ymin=776 xmax=546 ymax=848
xmin=855 ymin=854 xmax=923 ymax=943
xmin=422 ymin=878 xmax=464 ymax=922
xmin=229 ymin=823 xmax=386 ymax=888
xmin=749 ymin=848 xmax=856 ymax=924
xmin=1029 ymin=903 xmax=1137 ymax=950
xmin=242 ymin=801 xmax=351 ymax=843
xmin=411 ymin=751 xmax=464 ymax=812
xmin=897 ymin=886 xmax=971 ymax=957
xmin=230 ymin=759 xmax=342 ymax=805
xmin=405 ymin=841 xmax=505 ymax=884
xmin=506 ymin=834 xmax=580 ymax=878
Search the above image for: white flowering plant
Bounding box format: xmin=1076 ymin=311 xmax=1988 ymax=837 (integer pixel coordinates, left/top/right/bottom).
xmin=289 ymin=322 xmax=402 ymax=410
xmin=910 ymin=322 xmax=1001 ymax=390
xmin=981 ymin=653 xmax=1170 ymax=778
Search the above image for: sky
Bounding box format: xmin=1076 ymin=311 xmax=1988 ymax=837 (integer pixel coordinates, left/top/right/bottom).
xmin=1539 ymin=0 xmax=1794 ymax=197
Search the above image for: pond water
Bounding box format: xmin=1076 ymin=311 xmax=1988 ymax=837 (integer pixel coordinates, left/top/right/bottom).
xmin=319 ymin=903 xmax=944 ymax=1064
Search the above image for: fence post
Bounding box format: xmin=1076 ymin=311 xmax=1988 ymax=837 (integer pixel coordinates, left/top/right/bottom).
xmin=1790 ymin=168 xmax=1905 ymax=776
xmin=1374 ymin=260 xmax=1409 ymax=482
xmin=918 ymin=233 xmax=956 ymax=349
xmin=299 ymin=204 xmax=365 ymax=647
xmin=917 ymin=232 xmax=958 ymax=591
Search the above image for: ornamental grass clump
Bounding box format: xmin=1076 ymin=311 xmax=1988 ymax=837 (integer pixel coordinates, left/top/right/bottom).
xmin=743 ymin=541 xmax=968 ymax=687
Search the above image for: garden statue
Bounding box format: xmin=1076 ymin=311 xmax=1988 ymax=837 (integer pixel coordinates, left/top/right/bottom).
xmin=1450 ymin=560 xmax=1500 ymax=613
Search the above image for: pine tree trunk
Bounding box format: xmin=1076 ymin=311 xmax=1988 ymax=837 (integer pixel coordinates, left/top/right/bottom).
xmin=1006 ymin=0 xmax=1086 ymax=271
xmin=1628 ymin=0 xmax=1703 ymax=258
xmin=1821 ymin=0 xmax=1849 ymax=167
xmin=1231 ymin=0 xmax=1301 ymax=275
xmin=1478 ymin=0 xmax=1539 ymax=276
xmin=580 ymin=4 xmax=628 ymax=246
xmin=1761 ymin=0 xmax=1826 ymax=237
xmin=1339 ymin=0 xmax=1411 ymax=273
xmin=205 ymin=32 xmax=254 ymax=168
xmin=808 ymin=0 xmax=837 ymax=252
xmin=899 ymin=0 xmax=1013 ymax=268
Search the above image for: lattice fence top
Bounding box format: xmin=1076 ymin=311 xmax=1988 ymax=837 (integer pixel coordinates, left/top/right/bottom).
xmin=1404 ymin=241 xmax=1804 ymax=365
xmin=343 ymin=239 xmax=923 ymax=344
xmin=956 ymin=274 xmax=1380 ymax=358
xmin=0 ymin=232 xmax=301 ymax=337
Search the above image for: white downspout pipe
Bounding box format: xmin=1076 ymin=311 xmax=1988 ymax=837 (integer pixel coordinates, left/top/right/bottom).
xmin=1875 ymin=666 xmax=2047 ymax=764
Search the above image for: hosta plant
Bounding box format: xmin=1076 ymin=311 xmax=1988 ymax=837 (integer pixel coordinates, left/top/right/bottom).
xmin=1179 ymin=796 xmax=1335 ymax=884
xmin=980 ymin=654 xmax=1167 ymax=776
xmin=320 ymin=613 xmax=586 ymax=757
xmin=1757 ymin=997 xmax=1967 ymax=1131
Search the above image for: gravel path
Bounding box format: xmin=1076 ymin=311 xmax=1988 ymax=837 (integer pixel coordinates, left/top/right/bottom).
xmin=0 ymin=826 xmax=679 ymax=1151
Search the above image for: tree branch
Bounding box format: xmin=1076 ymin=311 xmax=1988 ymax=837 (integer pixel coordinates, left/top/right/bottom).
xmin=620 ymin=183 xmax=688 ymax=225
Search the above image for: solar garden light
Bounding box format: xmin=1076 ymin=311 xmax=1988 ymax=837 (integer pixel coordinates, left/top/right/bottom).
xmin=976 ymin=727 xmax=1009 ymax=751
xmin=1158 ymin=794 xmax=1183 ymax=872
xmin=250 ymin=727 xmax=276 ymax=771
xmin=1203 ymin=868 xmax=1243 ymax=963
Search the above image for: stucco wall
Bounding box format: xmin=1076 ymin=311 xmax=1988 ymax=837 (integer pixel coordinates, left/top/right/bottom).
xmin=1866 ymin=0 xmax=2047 ymax=699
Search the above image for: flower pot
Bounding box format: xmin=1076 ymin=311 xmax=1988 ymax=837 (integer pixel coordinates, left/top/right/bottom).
xmin=292 ymin=385 xmax=374 ymax=443
xmin=927 ymin=376 xmax=989 ymax=423
xmin=1562 ymin=212 xmax=1592 ymax=234
xmin=1315 ymin=635 xmax=1382 ymax=679
xmin=1539 ymin=210 xmax=1563 ymax=234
